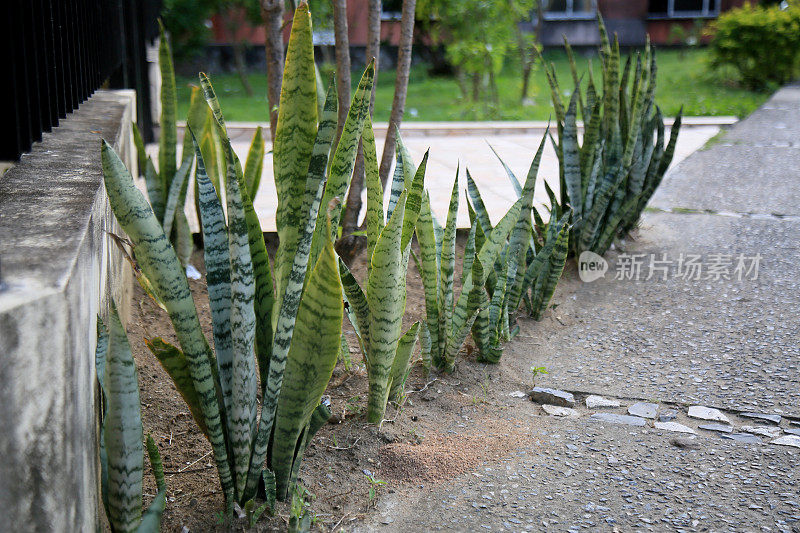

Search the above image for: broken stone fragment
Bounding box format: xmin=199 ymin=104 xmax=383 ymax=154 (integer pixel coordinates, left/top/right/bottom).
xmin=528 ymin=387 xmax=575 ymax=407
xmin=688 ymin=406 xmax=730 ymax=423
xmin=740 ymin=412 xmax=782 ymax=425
xmin=722 ymin=433 xmax=761 ymax=444
xmin=628 ymin=402 xmax=658 ymax=419
xmin=771 ymin=435 xmax=800 ymax=448
xmin=541 ymin=404 xmax=579 ymax=417
xmin=698 ymin=423 xmax=734 ymax=433
xmin=741 ymin=425 xmax=782 ymax=438
xmin=654 ymin=421 xmax=696 ymax=434
xmin=585 ymin=395 xmax=621 ymax=409
xmin=590 ymin=413 xmax=646 ymax=426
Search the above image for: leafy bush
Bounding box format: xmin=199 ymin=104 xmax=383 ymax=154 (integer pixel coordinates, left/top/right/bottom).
xmin=709 ymin=1 xmax=800 ymax=90
xmin=543 ymin=19 xmax=681 ymax=256
xmin=96 ymin=305 xmax=166 ymax=533
xmin=103 ymin=3 xmax=374 ymax=509
xmin=339 ymin=124 xmax=423 ymax=423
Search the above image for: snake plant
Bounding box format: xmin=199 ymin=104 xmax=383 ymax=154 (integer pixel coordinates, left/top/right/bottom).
xmin=96 ymin=304 xmax=166 ymax=533
xmin=542 ymin=15 xmax=682 ymax=256
xmin=487 ymin=135 xmax=571 ymax=322
xmin=103 ymin=2 xmax=374 ymax=509
xmin=339 ymin=126 xmax=422 ymax=423
xmin=130 ymin=22 xmax=265 ymax=267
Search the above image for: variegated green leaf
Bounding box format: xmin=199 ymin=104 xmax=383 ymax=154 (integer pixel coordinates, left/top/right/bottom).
xmin=272 ymin=234 xmax=343 ymax=499
xmin=102 ymin=140 xmax=234 ymax=505
xmin=389 ymin=322 xmax=420 ymax=401
xmin=364 ymin=115 xmax=384 ymax=265
xmin=244 ymin=126 xmax=265 ymax=199
xmin=161 ymin=154 xmax=193 ymax=239
xmin=158 ymin=21 xmax=177 ymax=194
xmin=415 ymin=192 xmax=440 ymax=366
xmin=103 ymin=303 xmax=143 ymax=533
xmin=366 ymin=191 xmax=407 ymax=423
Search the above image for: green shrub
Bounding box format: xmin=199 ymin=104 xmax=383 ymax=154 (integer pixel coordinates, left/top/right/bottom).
xmin=709 ymin=1 xmax=800 ymax=90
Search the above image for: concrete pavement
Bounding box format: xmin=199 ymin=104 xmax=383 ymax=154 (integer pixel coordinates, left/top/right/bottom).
xmin=354 ymin=85 xmax=800 ymax=532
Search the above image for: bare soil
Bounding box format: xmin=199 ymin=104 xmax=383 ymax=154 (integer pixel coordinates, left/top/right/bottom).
xmin=128 ymin=235 xmax=556 ymax=531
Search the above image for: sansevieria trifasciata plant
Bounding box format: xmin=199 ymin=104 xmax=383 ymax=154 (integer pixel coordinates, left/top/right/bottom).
xmin=96 ymin=304 xmax=166 ymax=533
xmin=102 ymin=2 xmax=375 ymax=510
xmin=542 ymin=15 xmax=682 ymax=256
xmin=339 ymin=127 xmax=423 ymax=423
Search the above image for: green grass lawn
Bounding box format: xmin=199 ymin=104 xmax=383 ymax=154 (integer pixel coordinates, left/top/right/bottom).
xmin=176 ymin=48 xmax=769 ymax=123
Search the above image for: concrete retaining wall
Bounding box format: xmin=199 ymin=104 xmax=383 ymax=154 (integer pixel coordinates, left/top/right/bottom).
xmin=0 ymin=90 xmax=135 ymax=532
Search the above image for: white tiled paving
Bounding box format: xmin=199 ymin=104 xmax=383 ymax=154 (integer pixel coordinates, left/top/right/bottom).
xmin=145 ymin=125 xmax=719 ymax=232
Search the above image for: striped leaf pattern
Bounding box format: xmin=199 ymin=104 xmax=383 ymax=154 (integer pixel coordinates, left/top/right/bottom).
xmin=244 ymin=126 xmax=265 ymax=199
xmin=101 ymin=141 xmax=234 ymax=505
xmin=157 ymin=21 xmax=177 ymax=194
xmin=365 ymin=191 xmax=408 ymax=423
xmin=102 ymin=305 xmax=143 ymax=533
xmin=543 ymin=16 xmax=680 ymax=255
xmin=272 ymin=236 xmax=342 ymax=499
xmin=273 ymin=3 xmax=318 ymax=301
xmin=388 ymin=322 xmax=421 ymax=401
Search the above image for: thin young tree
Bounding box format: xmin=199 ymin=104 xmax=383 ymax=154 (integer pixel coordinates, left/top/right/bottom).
xmin=340 ymin=0 xmax=382 ymax=248
xmin=378 ymin=0 xmax=417 ymax=188
xmin=260 ymin=0 xmax=284 ymax=142
xmin=332 ymin=0 xmax=352 ymax=147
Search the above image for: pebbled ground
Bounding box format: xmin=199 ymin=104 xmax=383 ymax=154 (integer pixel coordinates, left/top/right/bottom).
xmin=354 ymin=85 xmax=800 ymax=532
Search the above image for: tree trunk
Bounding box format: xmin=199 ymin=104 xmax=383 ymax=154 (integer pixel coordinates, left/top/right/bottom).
xmin=378 ymin=0 xmax=417 ymax=189
xmin=261 ymin=0 xmax=284 ymax=143
xmin=341 ymin=0 xmax=382 ymax=242
xmin=233 ymin=41 xmax=254 ymax=97
xmin=332 ymin=0 xmax=351 ymax=148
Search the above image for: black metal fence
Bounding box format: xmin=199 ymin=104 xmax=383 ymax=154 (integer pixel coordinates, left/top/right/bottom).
xmin=2 ymin=0 xmax=161 ymax=161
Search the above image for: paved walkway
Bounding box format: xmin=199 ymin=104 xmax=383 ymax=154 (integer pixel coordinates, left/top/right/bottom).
xmin=150 ymin=121 xmax=719 ymax=232
xmin=355 ymin=86 xmax=800 ymax=531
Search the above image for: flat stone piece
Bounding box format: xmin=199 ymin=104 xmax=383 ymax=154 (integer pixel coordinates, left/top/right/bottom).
xmin=784 ymin=428 xmax=800 ymax=436
xmin=771 ymin=435 xmax=800 ymax=448
xmin=542 ymin=404 xmax=579 ymax=418
xmin=585 ymin=395 xmax=620 ymax=409
xmin=741 ymin=412 xmax=782 ymax=425
xmin=698 ymin=423 xmax=734 ymax=433
xmin=590 ymin=413 xmax=646 ymax=426
xmin=722 ymin=433 xmax=762 ymax=444
xmin=529 ymin=387 xmax=575 ymax=407
xmin=658 ymin=410 xmax=678 ymax=422
xmin=670 ymin=437 xmax=701 ymax=449
xmin=654 ymin=421 xmax=696 ymax=434
xmin=628 ymin=402 xmax=658 ymax=419
xmin=741 ymin=425 xmax=782 ymax=438
xmin=508 ymin=391 xmax=527 ymax=398
xmin=688 ymin=406 xmax=730 ymax=423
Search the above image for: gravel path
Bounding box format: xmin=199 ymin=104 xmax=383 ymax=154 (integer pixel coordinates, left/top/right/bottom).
xmin=356 ymin=84 xmax=800 ymax=532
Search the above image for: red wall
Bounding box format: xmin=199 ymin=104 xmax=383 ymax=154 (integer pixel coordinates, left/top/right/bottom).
xmin=210 ymin=1 xmax=403 ymax=48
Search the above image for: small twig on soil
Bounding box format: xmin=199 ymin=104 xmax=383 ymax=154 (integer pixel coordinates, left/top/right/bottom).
xmin=168 ymin=451 xmax=212 ymax=475
xmin=324 ymin=437 xmax=361 ymax=450
xmin=330 ymin=512 xmax=351 ymax=532
xmin=163 ymin=466 xmax=211 ymax=475
xmin=406 ymin=378 xmax=438 ymax=395
xmin=554 ymin=315 xmax=566 ymax=326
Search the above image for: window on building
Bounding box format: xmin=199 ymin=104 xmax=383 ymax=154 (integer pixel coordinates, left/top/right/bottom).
xmin=382 ymin=0 xmax=403 ymax=20
xmin=648 ymin=0 xmax=719 ymax=18
xmin=543 ymin=0 xmax=597 ymax=20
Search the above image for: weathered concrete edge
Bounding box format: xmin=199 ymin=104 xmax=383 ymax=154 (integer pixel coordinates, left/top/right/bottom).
xmin=176 ymin=116 xmax=736 ymax=139
xmin=0 ymin=90 xmax=135 ymax=532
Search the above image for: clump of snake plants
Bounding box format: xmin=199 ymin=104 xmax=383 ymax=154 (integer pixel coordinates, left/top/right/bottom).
xmin=339 ymin=127 xmax=422 ymax=423
xmin=487 ymin=134 xmax=571 ymax=322
xmin=103 ymin=2 xmax=374 ymax=510
xmin=130 ymin=21 xmax=265 ymax=268
xmin=542 ymin=15 xmax=682 ymax=256
xmin=96 ymin=304 xmax=166 ymax=533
